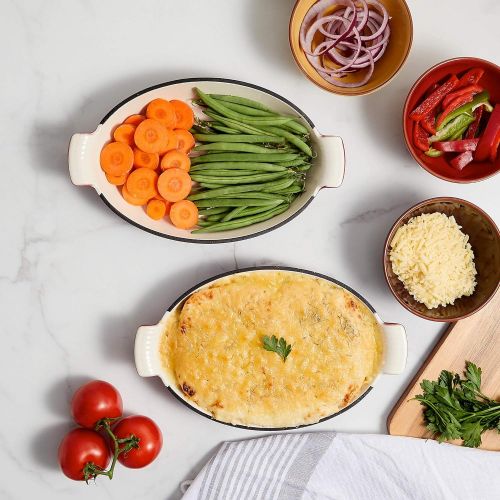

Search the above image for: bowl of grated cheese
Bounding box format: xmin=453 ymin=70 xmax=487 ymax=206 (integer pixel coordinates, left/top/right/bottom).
xmin=383 ymin=197 xmax=500 ymax=321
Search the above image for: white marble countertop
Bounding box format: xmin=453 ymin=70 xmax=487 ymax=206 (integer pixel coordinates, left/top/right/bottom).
xmin=1 ymin=0 xmax=498 ymax=499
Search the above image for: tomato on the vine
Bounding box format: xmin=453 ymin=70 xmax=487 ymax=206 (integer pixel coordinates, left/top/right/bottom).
xmin=71 ymin=380 xmax=123 ymax=428
xmin=113 ymin=415 xmax=162 ymax=468
xmin=58 ymin=428 xmax=110 ymax=481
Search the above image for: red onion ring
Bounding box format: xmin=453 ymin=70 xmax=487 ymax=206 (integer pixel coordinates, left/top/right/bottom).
xmin=299 ymin=0 xmax=391 ymax=88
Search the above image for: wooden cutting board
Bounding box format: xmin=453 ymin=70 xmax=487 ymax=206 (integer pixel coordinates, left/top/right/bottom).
xmin=388 ymin=290 xmax=500 ymax=450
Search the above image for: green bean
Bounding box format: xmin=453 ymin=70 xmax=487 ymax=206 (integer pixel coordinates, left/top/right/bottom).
xmin=236 ymin=204 xmax=288 ymax=218
xmin=188 ymin=178 xmax=296 ymax=200
xmin=199 ymin=183 xmax=225 ymax=189
xmin=193 ymin=142 xmax=286 ymax=154
xmin=276 ymin=183 xmax=305 ymax=194
xmin=197 ymin=220 xmax=213 ymax=227
xmin=190 ymin=162 xmax=286 ymax=172
xmin=203 ymin=111 xmax=273 ymax=135
xmin=191 ymin=171 xmax=291 ymax=185
xmin=209 ymin=94 xmax=274 ymax=112
xmin=196 ymin=88 xmax=297 ymax=127
xmin=276 ymin=158 xmax=309 ymax=167
xmin=191 ymin=169 xmax=261 ymax=177
xmin=192 ymin=203 xmax=290 ymax=233
xmin=261 ymin=126 xmax=312 ymax=156
xmin=221 ymin=206 xmax=248 ymax=222
xmin=210 ymin=99 xmax=276 ymax=117
xmin=294 ymin=164 xmax=311 ymax=172
xmin=193 ymin=134 xmax=284 ymax=144
xmin=218 ymin=192 xmax=287 ymax=200
xmin=191 ymin=153 xmax=300 ymax=164
xmin=282 ymin=121 xmax=309 ymax=135
xmin=211 ymin=124 xmax=240 ymax=134
xmin=198 ymin=207 xmax=229 ymax=216
xmin=194 ymin=198 xmax=283 ymax=208
xmin=205 ymin=213 xmax=226 ymax=222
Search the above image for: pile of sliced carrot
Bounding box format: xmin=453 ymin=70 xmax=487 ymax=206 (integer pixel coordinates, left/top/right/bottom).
xmin=99 ymin=98 xmax=199 ymax=229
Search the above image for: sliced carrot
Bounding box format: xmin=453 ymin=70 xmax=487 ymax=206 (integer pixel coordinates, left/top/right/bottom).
xmin=133 ymin=148 xmax=159 ymax=169
xmin=113 ymin=124 xmax=136 ymax=146
xmin=154 ymin=193 xmax=173 ymax=214
xmin=159 ymin=128 xmax=178 ymax=155
xmin=160 ymin=150 xmax=191 ymax=172
xmin=126 ymin=167 xmax=158 ymax=199
xmin=124 ymin=114 xmax=145 ymax=126
xmin=146 ymin=199 xmax=167 ymax=220
xmin=134 ymin=119 xmax=168 ymax=153
xmin=170 ymin=200 xmax=198 ymax=229
xmin=100 ymin=141 xmax=134 ymax=176
xmin=146 ymin=99 xmax=176 ymax=128
xmin=105 ymin=172 xmax=128 ymax=185
xmin=122 ymin=183 xmax=150 ymax=206
xmin=173 ymin=129 xmax=195 ymax=154
xmin=157 ymin=168 xmax=192 ymax=202
xmin=171 ymin=100 xmax=194 ymax=130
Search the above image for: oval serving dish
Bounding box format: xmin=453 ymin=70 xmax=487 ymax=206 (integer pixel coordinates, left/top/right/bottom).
xmin=134 ymin=266 xmax=407 ymax=430
xmin=69 ymin=78 xmax=345 ymax=243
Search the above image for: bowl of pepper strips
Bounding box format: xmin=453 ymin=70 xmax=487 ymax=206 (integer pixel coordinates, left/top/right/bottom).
xmin=403 ymin=57 xmax=500 ymax=183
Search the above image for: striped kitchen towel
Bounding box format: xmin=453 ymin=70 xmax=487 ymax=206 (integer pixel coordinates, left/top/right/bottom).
xmin=181 ymin=432 xmax=500 ymax=500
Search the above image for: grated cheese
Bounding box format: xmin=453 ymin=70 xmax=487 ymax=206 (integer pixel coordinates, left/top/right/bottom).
xmin=390 ymin=212 xmax=477 ymax=309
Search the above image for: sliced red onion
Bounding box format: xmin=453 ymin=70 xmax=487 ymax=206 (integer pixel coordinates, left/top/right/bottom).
xmin=299 ymin=0 xmax=390 ymax=88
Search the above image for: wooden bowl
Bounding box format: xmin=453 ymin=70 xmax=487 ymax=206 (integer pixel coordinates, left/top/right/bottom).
xmin=289 ymin=0 xmax=413 ymax=96
xmin=403 ymin=57 xmax=500 ymax=183
xmin=384 ymin=197 xmax=500 ymax=322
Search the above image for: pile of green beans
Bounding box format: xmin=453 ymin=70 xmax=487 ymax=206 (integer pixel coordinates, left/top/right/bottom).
xmin=189 ymin=88 xmax=314 ymax=233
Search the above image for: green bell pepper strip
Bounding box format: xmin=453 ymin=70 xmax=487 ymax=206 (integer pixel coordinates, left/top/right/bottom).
xmin=430 ymin=114 xmax=475 ymax=143
xmin=437 ymin=91 xmax=492 ymax=131
xmin=424 ymin=148 xmax=443 ymax=158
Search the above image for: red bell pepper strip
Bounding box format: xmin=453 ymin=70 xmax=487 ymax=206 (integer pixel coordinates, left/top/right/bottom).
xmin=489 ymin=129 xmax=500 ymax=162
xmin=457 ymin=68 xmax=484 ymax=88
xmin=413 ymin=122 xmax=430 ymax=152
xmin=433 ymin=138 xmax=479 ymax=152
xmin=475 ymin=104 xmax=500 ymax=161
xmin=436 ymin=93 xmax=474 ymax=128
xmin=465 ymin=106 xmax=484 ymax=139
xmin=424 ymin=83 xmax=439 ymax=97
xmin=450 ymin=151 xmax=474 ymax=170
xmin=410 ymin=75 xmax=459 ymax=121
xmin=421 ymin=113 xmax=437 ymax=134
xmin=442 ymin=85 xmax=483 ymax=108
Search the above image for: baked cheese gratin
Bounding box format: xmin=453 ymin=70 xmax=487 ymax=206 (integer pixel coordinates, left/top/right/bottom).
xmin=160 ymin=271 xmax=383 ymax=428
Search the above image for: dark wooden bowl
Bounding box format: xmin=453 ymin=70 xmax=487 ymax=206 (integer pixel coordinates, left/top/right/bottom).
xmin=384 ymin=197 xmax=500 ymax=321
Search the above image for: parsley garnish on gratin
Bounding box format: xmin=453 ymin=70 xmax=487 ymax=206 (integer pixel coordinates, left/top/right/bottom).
xmin=262 ymin=335 xmax=292 ymax=362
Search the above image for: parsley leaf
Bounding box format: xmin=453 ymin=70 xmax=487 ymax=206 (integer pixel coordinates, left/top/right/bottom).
xmin=414 ymin=361 xmax=500 ymax=448
xmin=262 ymin=335 xmax=292 ymax=362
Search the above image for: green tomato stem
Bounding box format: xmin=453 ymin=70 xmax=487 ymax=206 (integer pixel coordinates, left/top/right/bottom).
xmin=83 ymin=418 xmax=140 ymax=482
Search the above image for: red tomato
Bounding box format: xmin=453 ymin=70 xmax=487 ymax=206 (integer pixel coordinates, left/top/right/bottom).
xmin=58 ymin=428 xmax=110 ymax=481
xmin=71 ymin=380 xmax=123 ymax=428
xmin=113 ymin=415 xmax=162 ymax=468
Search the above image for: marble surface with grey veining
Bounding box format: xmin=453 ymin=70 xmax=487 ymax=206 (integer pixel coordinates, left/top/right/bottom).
xmin=1 ymin=1 xmax=498 ymax=499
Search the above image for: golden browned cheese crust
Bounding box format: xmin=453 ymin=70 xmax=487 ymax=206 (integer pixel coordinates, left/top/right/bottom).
xmin=160 ymin=272 xmax=383 ymax=427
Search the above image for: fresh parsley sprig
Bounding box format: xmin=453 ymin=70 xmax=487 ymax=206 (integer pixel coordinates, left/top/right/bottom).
xmin=262 ymin=335 xmax=292 ymax=362
xmin=414 ymin=361 xmax=500 ymax=448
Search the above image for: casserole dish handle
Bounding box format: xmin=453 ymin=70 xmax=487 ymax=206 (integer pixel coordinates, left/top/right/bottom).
xmin=134 ymin=324 xmax=163 ymax=377
xmin=314 ymin=135 xmax=345 ymax=193
xmin=381 ymin=323 xmax=407 ymax=375
xmin=68 ymin=129 xmax=101 ymax=187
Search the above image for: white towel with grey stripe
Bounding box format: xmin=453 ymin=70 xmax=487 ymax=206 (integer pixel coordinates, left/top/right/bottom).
xmin=181 ymin=432 xmax=500 ymax=500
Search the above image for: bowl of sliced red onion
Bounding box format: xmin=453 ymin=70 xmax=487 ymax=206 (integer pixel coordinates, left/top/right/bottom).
xmin=289 ymin=0 xmax=412 ymax=96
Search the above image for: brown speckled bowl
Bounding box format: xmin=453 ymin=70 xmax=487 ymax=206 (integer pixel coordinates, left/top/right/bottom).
xmin=384 ymin=197 xmax=500 ymax=322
